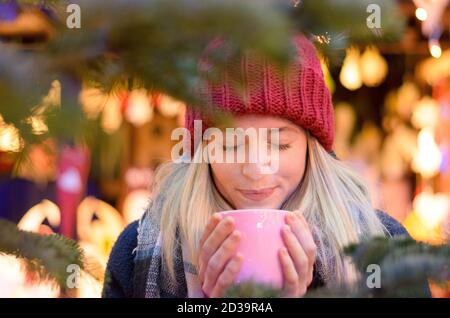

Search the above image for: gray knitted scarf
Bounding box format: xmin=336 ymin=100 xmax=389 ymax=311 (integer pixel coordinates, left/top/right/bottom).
xmin=132 ymin=194 xmax=204 ymax=298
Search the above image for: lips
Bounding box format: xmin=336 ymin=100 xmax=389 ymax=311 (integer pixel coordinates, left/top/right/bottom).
xmin=237 ymin=186 xmax=277 ymax=201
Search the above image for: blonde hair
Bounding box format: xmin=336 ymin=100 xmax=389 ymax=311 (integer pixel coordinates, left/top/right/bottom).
xmin=153 ymin=132 xmax=387 ymax=285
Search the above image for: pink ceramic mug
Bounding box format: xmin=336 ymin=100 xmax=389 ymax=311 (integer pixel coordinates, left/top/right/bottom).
xmin=218 ymin=208 xmax=289 ymax=289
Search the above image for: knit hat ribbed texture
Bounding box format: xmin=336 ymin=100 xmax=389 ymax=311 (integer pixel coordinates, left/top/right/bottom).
xmin=185 ymin=34 xmax=335 ymax=153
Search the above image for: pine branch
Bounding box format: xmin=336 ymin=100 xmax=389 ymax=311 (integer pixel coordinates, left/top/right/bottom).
xmin=344 ymin=236 xmax=450 ymax=271
xmin=44 ymin=0 xmax=294 ymax=107
xmin=0 ymin=0 xmax=295 ymax=151
xmin=291 ymin=0 xmax=405 ymax=64
xmin=0 ymin=0 xmax=405 ymax=128
xmin=308 ymin=236 xmax=450 ymax=297
xmin=0 ymin=218 xmax=85 ymax=289
xmin=0 ymin=44 xmax=53 ymax=127
xmin=0 ymin=0 xmax=405 ymax=169
xmin=223 ymin=280 xmax=283 ymax=298
xmin=223 ymin=237 xmax=450 ymax=298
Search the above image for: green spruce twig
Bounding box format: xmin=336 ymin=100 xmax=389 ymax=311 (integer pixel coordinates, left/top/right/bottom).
xmin=0 ymin=218 xmax=85 ymax=289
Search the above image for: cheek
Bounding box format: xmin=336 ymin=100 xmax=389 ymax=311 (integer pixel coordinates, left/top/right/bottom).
xmin=210 ymin=163 xmax=238 ymax=195
xmin=277 ymin=145 xmax=307 ymax=186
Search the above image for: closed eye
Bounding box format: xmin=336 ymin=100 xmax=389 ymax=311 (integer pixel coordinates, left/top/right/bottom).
xmin=222 ymin=144 xmax=243 ymax=151
xmin=274 ymin=143 xmax=291 ymax=151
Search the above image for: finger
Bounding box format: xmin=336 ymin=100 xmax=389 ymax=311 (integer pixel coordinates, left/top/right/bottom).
xmin=199 ymin=213 xmax=223 ymax=249
xmin=291 ymin=213 xmax=316 ymax=288
xmin=286 ymin=212 xmax=317 ymax=268
xmin=202 ymin=230 xmax=241 ymax=296
xmin=306 ymin=266 xmax=314 ymax=286
xmin=199 ymin=216 xmax=235 ymax=282
xmin=279 ymin=247 xmax=300 ymax=297
xmin=290 ymin=210 xmax=312 ymax=231
xmin=209 ymin=253 xmax=244 ymax=298
xmin=198 ymin=214 xmax=223 ymax=281
xmin=282 ymin=224 xmax=309 ymax=284
xmin=296 ymin=212 xmax=312 ymax=231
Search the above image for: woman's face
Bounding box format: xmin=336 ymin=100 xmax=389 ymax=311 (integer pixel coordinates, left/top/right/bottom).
xmin=210 ymin=114 xmax=307 ymax=209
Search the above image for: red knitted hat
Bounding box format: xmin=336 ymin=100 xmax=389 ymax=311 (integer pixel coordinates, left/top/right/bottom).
xmin=185 ymin=34 xmax=335 ymax=154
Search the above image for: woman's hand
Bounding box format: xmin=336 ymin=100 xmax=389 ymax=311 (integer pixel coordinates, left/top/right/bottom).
xmin=198 ymin=213 xmax=244 ymax=298
xmin=279 ymin=211 xmax=317 ymax=297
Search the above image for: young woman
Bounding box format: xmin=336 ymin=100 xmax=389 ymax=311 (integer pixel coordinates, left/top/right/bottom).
xmin=102 ymin=34 xmax=409 ymax=298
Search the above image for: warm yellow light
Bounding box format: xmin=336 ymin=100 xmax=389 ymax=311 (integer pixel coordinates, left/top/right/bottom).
xmin=0 ymin=255 xmax=59 ymax=297
xmin=123 ymin=189 xmax=152 ymax=224
xmin=360 ymin=46 xmax=388 ymax=87
xmin=101 ymin=95 xmax=123 ymax=134
xmin=41 ymin=80 xmax=61 ymax=107
xmin=79 ymin=87 xmax=107 ymax=119
xmin=0 ymin=117 xmax=22 ymax=152
xmin=413 ymin=190 xmax=449 ymax=230
xmin=77 ymin=196 xmax=124 ymax=262
xmin=0 ymin=201 xmax=62 ymax=297
xmin=125 ymin=89 xmax=154 ymax=126
xmin=415 ymin=8 xmax=428 ymax=21
xmin=339 ymin=47 xmax=362 ymax=91
xmin=158 ymin=95 xmax=185 ymax=118
xmin=28 ymin=115 xmax=48 ymax=135
xmin=412 ymin=128 xmax=442 ymax=178
xmin=411 ymin=96 xmax=439 ymax=129
xmin=18 ymin=200 xmax=60 ymax=232
xmin=403 ymin=210 xmax=447 ymax=245
xmin=76 ymin=270 xmax=103 ymax=298
xmin=429 ymin=42 xmax=442 ymax=59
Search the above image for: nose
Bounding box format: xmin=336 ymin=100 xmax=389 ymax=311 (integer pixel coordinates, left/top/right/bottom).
xmin=242 ymin=162 xmax=268 ymax=181
xmin=241 ymin=154 xmax=274 ymax=180
xmin=239 ymin=134 xmax=278 ymax=179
